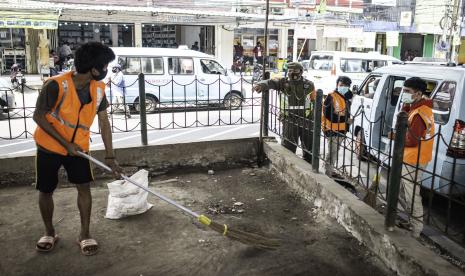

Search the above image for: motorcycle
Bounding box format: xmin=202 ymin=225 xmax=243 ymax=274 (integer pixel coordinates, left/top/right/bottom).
xmin=10 ymin=64 xmax=26 ymax=93
xmin=252 ymin=63 xmax=263 ymax=82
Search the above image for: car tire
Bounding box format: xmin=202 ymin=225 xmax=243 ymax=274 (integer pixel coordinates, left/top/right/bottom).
xmin=223 ymin=92 xmax=242 ymax=110
xmin=134 ymin=95 xmax=158 ymax=113
xmin=355 ymin=130 xmax=368 ymax=161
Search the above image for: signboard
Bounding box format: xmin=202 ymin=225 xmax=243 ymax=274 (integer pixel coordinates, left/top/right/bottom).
xmin=295 ymin=25 xmax=317 ymax=39
xmin=372 ymin=0 xmax=396 ymax=6
xmin=386 ymin=31 xmax=399 ymax=47
xmin=0 ymin=18 xmax=58 ymax=29
xmin=347 ymin=32 xmax=376 ymax=48
xmin=323 ymin=27 xmax=363 ymax=38
xmin=399 ymin=11 xmax=412 ymax=27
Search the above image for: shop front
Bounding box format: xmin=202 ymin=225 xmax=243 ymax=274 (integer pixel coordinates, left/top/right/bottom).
xmin=0 ymin=11 xmax=58 ymax=73
xmin=234 ymin=28 xmax=279 ymax=67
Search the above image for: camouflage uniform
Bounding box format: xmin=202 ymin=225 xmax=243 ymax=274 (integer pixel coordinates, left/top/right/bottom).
xmin=256 ymin=62 xmax=315 ymax=163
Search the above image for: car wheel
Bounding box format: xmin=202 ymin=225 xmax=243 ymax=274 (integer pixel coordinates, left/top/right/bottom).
xmin=135 ymin=95 xmax=158 ymax=113
xmin=355 ymin=130 xmax=368 ymax=161
xmin=223 ymin=92 xmax=242 ymax=110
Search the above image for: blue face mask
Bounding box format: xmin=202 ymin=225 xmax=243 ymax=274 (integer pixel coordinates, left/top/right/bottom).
xmin=338 ymin=86 xmax=349 ymax=95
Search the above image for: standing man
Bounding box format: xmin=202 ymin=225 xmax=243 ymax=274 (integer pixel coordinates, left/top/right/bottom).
xmin=254 ymin=62 xmax=315 ymax=163
xmin=234 ymin=41 xmax=244 ymax=61
xmin=394 ymin=77 xmax=434 ymax=238
xmin=108 ymin=64 xmax=131 ymax=118
xmin=253 ymin=41 xmax=264 ymax=65
xmin=58 ymin=41 xmax=72 ymax=70
xmin=33 ymin=42 xmax=122 ymax=256
xmin=191 ymin=41 xmax=199 ymax=51
xmin=322 ymin=76 xmax=353 ymax=177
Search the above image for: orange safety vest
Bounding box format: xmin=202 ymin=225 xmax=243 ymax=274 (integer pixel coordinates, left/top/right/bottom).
xmin=322 ymin=92 xmax=347 ymax=132
xmin=403 ymin=105 xmax=435 ymax=165
xmin=34 ymin=71 xmax=105 ymax=156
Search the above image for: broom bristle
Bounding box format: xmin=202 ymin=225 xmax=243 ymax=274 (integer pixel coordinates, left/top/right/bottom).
xmin=363 ymin=179 xmax=379 ymax=208
xmin=208 ymin=220 xmax=280 ymax=250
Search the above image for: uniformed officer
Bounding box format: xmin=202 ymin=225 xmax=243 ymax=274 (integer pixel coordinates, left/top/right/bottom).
xmin=254 ymin=62 xmax=315 ymax=163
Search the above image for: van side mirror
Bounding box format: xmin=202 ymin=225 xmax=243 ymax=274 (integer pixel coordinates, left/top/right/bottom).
xmin=352 ymin=85 xmax=359 ymax=94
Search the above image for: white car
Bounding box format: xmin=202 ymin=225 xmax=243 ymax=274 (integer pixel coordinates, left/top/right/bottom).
xmin=303 ymin=51 xmax=401 ymax=94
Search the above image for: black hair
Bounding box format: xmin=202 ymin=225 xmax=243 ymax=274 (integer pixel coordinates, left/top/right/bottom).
xmin=74 ymin=42 xmax=115 ymax=74
xmin=404 ymin=77 xmax=427 ymax=93
xmin=337 ymin=76 xmax=352 ymax=86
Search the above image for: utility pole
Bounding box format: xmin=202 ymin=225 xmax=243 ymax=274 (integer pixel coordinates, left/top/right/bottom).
xmin=292 ymin=0 xmax=301 ymax=61
xmin=451 ymin=0 xmax=464 ymax=62
xmin=448 ymin=0 xmax=460 ymax=62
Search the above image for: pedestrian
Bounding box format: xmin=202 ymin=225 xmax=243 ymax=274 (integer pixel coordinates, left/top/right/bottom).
xmin=58 ymin=41 xmax=72 ymax=70
xmin=282 ymin=58 xmax=289 ymax=78
xmin=108 ymin=64 xmax=131 ymax=118
xmin=33 ymin=42 xmax=123 ymax=256
xmin=254 ymin=62 xmax=315 ymax=163
xmin=322 ymin=76 xmax=353 ymax=177
xmin=253 ymin=41 xmax=264 ymax=65
xmin=390 ymin=77 xmax=434 ymax=238
xmin=49 ymin=50 xmax=59 ymax=76
xmin=234 ymin=41 xmax=244 ymax=60
xmin=191 ymin=41 xmax=199 ymax=51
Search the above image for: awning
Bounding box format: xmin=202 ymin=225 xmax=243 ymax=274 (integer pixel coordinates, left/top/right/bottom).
xmin=0 ymin=11 xmax=59 ymax=29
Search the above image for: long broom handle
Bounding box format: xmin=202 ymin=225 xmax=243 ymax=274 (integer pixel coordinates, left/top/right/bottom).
xmin=77 ymin=152 xmax=201 ymax=219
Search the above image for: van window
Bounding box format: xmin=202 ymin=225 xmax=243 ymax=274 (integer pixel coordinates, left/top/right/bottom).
xmin=361 ymin=75 xmax=382 ymax=98
xmin=124 ymin=57 xmax=141 ymax=75
xmin=200 ymin=59 xmax=225 ymax=75
xmin=168 ymin=57 xmax=194 ymax=75
xmin=433 ymin=81 xmax=456 ymax=125
xmin=309 ymin=55 xmax=333 ymax=70
xmin=141 ymin=57 xmax=164 ymax=75
xmin=340 ymin=59 xmax=367 ymax=73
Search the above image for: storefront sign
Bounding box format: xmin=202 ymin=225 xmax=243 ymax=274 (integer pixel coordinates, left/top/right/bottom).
xmin=0 ymin=18 xmax=58 ymax=29
xmin=323 ymin=26 xmax=363 ymax=38
xmin=399 ymin=11 xmax=412 ymax=27
xmin=295 ymin=25 xmax=317 ymax=39
xmin=386 ymin=31 xmax=399 ymax=47
xmin=347 ymin=32 xmax=376 ymax=48
xmin=372 ymin=0 xmax=396 ymax=6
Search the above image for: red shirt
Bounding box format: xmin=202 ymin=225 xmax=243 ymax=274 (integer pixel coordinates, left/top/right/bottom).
xmin=401 ymin=99 xmax=433 ymax=147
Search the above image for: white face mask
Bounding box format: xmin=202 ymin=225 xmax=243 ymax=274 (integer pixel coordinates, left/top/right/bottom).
xmin=401 ymin=93 xmax=414 ymax=104
xmin=338 ymin=86 xmax=349 ymax=95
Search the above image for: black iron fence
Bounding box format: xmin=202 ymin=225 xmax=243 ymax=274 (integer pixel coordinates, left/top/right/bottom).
xmin=0 ymin=73 xmax=261 ymax=140
xmin=265 ymin=88 xmax=465 ymax=246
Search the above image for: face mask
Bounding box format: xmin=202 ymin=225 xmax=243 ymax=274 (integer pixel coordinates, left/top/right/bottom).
xmin=338 ymin=86 xmax=349 ymax=95
xmin=288 ymin=70 xmax=302 ymax=81
xmin=401 ymin=93 xmax=414 ymax=103
xmin=112 ymin=69 xmax=118 ymax=73
xmin=92 ymin=67 xmax=107 ymax=81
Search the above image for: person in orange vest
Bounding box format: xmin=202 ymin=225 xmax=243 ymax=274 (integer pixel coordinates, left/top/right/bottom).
xmin=33 ymin=42 xmax=122 ymax=256
xmin=396 ymin=77 xmax=434 ymax=238
xmin=322 ymin=76 xmax=353 ymax=178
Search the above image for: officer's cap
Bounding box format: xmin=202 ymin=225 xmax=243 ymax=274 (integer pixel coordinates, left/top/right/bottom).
xmin=287 ymin=62 xmax=303 ymax=71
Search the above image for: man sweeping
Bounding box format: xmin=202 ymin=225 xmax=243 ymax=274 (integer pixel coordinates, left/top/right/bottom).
xmin=33 ymin=42 xmax=122 ymax=256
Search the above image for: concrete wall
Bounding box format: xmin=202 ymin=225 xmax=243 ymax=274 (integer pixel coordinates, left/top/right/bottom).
xmin=0 ymin=138 xmax=258 ymax=188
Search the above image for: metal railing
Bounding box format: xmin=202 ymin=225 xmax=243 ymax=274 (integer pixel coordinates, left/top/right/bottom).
xmin=0 ymin=73 xmax=261 ymax=140
xmin=265 ymin=88 xmax=465 ymax=247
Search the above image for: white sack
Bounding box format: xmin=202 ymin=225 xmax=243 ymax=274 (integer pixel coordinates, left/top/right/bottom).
xmin=105 ymin=169 xmax=153 ymax=219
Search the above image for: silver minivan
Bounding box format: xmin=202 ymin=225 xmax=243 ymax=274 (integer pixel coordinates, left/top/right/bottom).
xmin=106 ymin=47 xmax=245 ymax=112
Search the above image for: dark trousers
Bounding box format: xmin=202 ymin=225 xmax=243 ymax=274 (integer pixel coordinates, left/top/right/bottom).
xmin=281 ymin=110 xmax=313 ymax=163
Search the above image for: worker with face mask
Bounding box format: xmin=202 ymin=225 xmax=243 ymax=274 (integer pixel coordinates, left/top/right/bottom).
xmin=253 ymin=62 xmax=316 ymax=163
xmin=322 ymin=76 xmax=353 ymax=178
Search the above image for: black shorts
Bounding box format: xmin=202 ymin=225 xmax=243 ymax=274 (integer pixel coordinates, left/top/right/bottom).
xmin=35 ymin=149 xmax=94 ymax=193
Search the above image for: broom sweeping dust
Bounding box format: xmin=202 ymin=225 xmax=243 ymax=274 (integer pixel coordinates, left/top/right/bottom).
xmin=78 ymin=152 xmax=280 ymax=250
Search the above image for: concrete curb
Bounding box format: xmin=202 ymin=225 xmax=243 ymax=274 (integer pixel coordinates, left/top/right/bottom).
xmin=0 ymin=138 xmax=258 ymax=187
xmin=264 ymin=141 xmax=464 ymax=276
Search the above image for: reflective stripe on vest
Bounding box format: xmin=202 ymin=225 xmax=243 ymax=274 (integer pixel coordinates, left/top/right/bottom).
xmin=322 ymin=92 xmax=346 ymax=132
xmin=403 ymin=105 xmax=435 ymax=165
xmin=34 ymin=72 xmax=103 ymax=155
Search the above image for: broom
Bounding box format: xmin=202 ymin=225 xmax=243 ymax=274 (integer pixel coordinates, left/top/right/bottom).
xmin=78 ymin=152 xmax=280 ymax=250
xmin=363 ymin=157 xmax=387 ymax=207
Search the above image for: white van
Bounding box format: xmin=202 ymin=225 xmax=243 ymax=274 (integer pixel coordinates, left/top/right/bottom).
xmin=106 ymin=47 xmax=245 ymax=112
xmin=303 ymin=51 xmax=401 ymax=94
xmin=351 ymin=64 xmax=465 ymax=194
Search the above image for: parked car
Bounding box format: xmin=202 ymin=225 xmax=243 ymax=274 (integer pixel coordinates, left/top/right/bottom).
xmin=350 ymin=64 xmax=465 ymax=194
xmin=303 ymin=51 xmax=401 ymax=94
xmin=106 ymin=47 xmax=245 ymax=112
